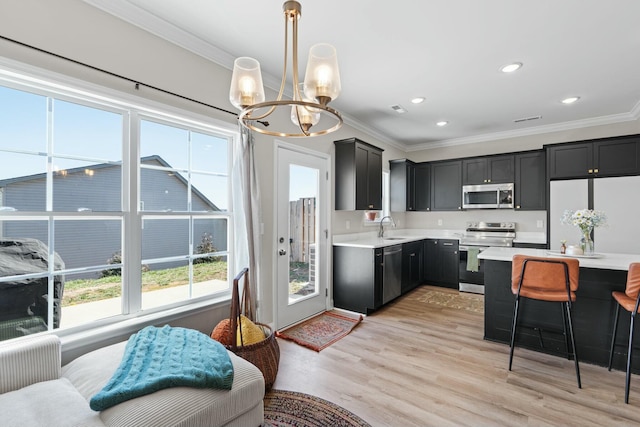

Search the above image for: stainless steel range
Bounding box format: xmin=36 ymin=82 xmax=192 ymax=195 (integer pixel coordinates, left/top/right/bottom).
xmin=459 ymin=222 xmax=516 ymax=294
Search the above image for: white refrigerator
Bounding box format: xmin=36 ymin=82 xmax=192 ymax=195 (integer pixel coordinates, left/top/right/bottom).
xmin=549 ymin=176 xmax=640 ymax=254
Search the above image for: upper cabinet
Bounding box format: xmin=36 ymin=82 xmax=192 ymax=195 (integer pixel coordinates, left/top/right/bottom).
xmin=547 ymin=135 xmax=640 ymax=180
xmin=430 ymin=160 xmax=462 ymax=211
xmin=514 ymin=150 xmax=546 ymax=210
xmin=390 ymin=160 xmax=431 ymax=211
xmin=335 ymin=138 xmax=384 ymax=210
xmin=462 ymin=154 xmax=514 ymax=185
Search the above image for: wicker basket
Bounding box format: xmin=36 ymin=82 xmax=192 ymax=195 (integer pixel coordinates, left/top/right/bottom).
xmin=226 ymin=268 xmax=280 ymax=391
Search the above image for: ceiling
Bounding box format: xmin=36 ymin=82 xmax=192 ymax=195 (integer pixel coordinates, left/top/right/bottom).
xmin=84 ymin=0 xmax=640 ymax=151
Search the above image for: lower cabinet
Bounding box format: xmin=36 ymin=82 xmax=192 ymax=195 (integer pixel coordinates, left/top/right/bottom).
xmin=423 ymin=239 xmax=459 ymax=289
xmin=402 ymin=241 xmax=423 ymax=293
xmin=333 ymin=246 xmax=383 ymax=314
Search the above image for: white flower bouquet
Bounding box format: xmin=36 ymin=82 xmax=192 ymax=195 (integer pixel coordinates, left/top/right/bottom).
xmin=561 ymin=209 xmax=607 ymax=233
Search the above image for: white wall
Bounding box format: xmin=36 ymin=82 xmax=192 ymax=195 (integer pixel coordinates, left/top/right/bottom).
xmin=3 ymin=0 xmax=640 ymax=340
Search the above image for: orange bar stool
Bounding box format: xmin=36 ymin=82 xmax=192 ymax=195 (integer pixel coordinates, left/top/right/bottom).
xmin=509 ymin=255 xmax=581 ymax=388
xmin=607 ymin=263 xmax=640 ymax=404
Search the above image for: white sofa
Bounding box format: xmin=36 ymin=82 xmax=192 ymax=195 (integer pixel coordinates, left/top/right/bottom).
xmin=0 ymin=334 xmax=265 ymax=427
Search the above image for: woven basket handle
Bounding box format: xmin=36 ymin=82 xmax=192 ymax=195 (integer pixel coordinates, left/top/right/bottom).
xmin=229 ymin=267 xmax=253 ymax=350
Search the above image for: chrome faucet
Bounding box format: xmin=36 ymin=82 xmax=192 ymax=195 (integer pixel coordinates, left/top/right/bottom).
xmin=378 ymin=216 xmax=396 ymax=238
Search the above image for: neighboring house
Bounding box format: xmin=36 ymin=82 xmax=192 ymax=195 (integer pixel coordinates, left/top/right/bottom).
xmin=0 ymin=155 xmax=226 ymax=277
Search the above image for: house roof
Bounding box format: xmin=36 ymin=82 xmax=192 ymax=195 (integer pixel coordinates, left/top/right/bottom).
xmin=0 ymin=155 xmax=220 ymax=211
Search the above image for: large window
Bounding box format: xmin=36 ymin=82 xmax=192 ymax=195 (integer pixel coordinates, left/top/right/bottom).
xmin=0 ymin=69 xmax=234 ymax=341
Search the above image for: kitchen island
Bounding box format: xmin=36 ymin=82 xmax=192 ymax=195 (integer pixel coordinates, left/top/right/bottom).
xmin=479 ymin=247 xmax=640 ymax=372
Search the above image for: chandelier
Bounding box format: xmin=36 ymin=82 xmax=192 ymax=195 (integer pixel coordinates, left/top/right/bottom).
xmin=229 ymin=1 xmax=343 ymax=137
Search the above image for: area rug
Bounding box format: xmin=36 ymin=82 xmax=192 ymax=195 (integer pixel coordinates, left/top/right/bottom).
xmin=276 ymin=311 xmax=363 ymax=351
xmin=409 ymin=288 xmax=484 ymax=313
xmin=263 ymin=389 xmax=371 ymax=427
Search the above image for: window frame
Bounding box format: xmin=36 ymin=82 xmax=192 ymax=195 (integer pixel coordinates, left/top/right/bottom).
xmin=0 ymin=58 xmax=238 ymax=340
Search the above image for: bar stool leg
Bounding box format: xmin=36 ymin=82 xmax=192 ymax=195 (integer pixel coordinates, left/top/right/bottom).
xmin=609 ymin=303 xmax=621 ymax=371
xmin=565 ymin=301 xmax=581 ymax=388
xmin=625 ymin=312 xmax=636 ymax=404
xmin=509 ymin=297 xmax=520 ymax=371
xmin=561 ymin=302 xmax=570 ymax=360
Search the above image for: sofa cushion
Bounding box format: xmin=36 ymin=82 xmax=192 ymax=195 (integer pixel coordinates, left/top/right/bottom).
xmin=0 ymin=377 xmax=104 ymax=427
xmin=63 ymin=339 xmax=265 ymax=427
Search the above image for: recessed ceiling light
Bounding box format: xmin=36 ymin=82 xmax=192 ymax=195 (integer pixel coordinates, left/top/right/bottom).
xmin=411 ymin=97 xmax=426 ymax=104
xmin=561 ymin=96 xmax=580 ymax=104
xmin=501 ymin=62 xmax=522 ymax=73
xmin=436 ymin=121 xmax=448 ymax=127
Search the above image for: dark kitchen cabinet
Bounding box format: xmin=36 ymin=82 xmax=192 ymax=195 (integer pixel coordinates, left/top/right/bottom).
xmin=423 ymin=239 xmax=459 ymax=289
xmin=335 ymin=138 xmax=384 ymax=210
xmin=390 ymin=160 xmax=431 ymax=211
xmin=390 ymin=159 xmax=416 ymax=211
xmin=333 ymin=246 xmax=383 ymax=314
xmin=402 ymin=240 xmax=423 ymax=293
xmin=514 ymin=150 xmax=546 ymax=210
xmin=462 ymin=155 xmax=514 ymax=185
xmin=547 ymin=135 xmax=640 ymax=180
xmin=414 ymin=163 xmax=431 ymax=211
xmin=430 ymin=160 xmax=462 ymax=211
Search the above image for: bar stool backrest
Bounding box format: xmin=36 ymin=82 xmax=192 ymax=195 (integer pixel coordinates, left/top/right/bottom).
xmin=511 ymin=255 xmax=579 ymax=301
xmin=625 ymin=263 xmax=640 ymax=301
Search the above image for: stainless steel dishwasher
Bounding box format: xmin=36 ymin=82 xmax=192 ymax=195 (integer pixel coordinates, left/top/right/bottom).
xmin=382 ymin=245 xmax=402 ymax=304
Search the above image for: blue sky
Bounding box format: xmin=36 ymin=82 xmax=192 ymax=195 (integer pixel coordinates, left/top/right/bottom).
xmin=0 ymin=85 xmax=229 ymax=210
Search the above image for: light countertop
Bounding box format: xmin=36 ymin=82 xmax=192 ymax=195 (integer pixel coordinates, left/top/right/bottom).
xmin=332 ymin=229 xmax=464 ymax=248
xmin=478 ymin=247 xmax=640 ymax=271
xmin=333 ymin=228 xmax=547 ymax=249
xmin=513 ymin=232 xmax=546 ymax=245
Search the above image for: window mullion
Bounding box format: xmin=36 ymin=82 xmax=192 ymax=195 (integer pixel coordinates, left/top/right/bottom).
xmin=123 ymin=112 xmax=142 ymax=313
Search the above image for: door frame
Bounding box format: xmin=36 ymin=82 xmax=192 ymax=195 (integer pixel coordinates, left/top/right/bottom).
xmin=272 ymin=140 xmax=332 ymax=330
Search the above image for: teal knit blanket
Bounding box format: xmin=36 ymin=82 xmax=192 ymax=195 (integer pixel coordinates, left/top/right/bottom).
xmin=90 ymin=325 xmax=234 ymax=411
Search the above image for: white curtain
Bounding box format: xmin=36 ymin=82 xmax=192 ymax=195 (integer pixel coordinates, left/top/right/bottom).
xmin=231 ymin=126 xmax=262 ymax=319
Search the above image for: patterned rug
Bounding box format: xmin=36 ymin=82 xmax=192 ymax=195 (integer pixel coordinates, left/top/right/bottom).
xmin=264 ymin=389 xmax=371 ymax=427
xmin=276 ymin=311 xmax=363 ymax=351
xmin=409 ymin=288 xmax=484 ymax=313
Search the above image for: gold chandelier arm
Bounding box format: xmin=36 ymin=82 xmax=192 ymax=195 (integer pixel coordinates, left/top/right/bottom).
xmin=243 ymin=8 xmax=291 ymax=122
xmin=290 ymin=10 xmax=310 ymax=135
xmin=239 ymin=100 xmax=342 ymax=137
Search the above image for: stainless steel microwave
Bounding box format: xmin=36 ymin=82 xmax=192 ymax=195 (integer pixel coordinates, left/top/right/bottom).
xmin=462 ymin=183 xmax=514 ymax=209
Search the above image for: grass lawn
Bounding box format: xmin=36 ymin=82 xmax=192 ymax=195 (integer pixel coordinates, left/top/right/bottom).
xmin=63 ymin=261 xmax=228 ymax=306
xmin=63 ymin=260 xmax=312 ymax=305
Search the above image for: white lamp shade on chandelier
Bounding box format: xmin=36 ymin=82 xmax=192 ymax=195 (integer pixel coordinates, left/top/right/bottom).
xmin=303 ymin=43 xmax=341 ymax=104
xmin=229 ymin=57 xmax=265 ymax=110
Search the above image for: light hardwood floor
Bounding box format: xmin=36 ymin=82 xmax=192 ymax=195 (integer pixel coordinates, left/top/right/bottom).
xmin=272 ymin=285 xmax=640 ymax=426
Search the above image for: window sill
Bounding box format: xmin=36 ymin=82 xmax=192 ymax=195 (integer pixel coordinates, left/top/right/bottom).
xmin=57 ymin=294 xmax=231 ymax=363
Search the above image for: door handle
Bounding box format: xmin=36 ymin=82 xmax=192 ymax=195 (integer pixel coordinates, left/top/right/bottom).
xmin=279 ymin=249 xmax=287 ymax=256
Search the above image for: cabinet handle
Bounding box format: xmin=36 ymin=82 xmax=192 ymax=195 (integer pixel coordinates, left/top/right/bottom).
xmin=410 ymin=253 xmax=416 ymax=257
xmin=368 ymin=204 xmax=374 ymax=209
xmin=516 ymin=205 xmax=521 ymax=209
xmin=483 ymin=179 xmax=487 ymax=183
xmin=427 ymin=208 xmax=430 ymax=211
xmin=458 ymin=206 xmax=462 ymax=210
xmin=487 ymin=179 xmax=491 ymax=183
xmin=454 ymin=251 xmax=457 ymax=254
xmin=594 ymin=168 xmax=599 ymax=173
xmin=588 ymin=169 xmax=593 ymax=174
xmin=443 ymin=242 xmax=454 ymax=246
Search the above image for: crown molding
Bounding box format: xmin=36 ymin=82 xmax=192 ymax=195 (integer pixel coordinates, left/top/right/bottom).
xmin=404 ymin=109 xmax=640 ymax=152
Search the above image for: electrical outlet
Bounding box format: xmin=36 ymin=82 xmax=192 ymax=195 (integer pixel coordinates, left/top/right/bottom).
xmin=537 ymin=220 xmax=543 ymax=228
xmin=437 ymin=219 xmax=443 ymax=226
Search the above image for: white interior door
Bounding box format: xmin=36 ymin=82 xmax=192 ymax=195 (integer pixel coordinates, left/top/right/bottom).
xmin=275 ymin=144 xmax=329 ymax=329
